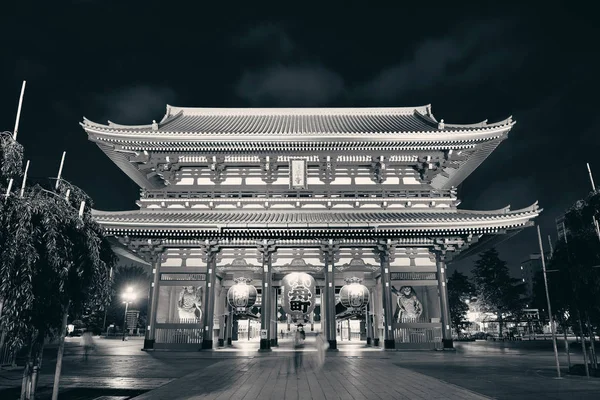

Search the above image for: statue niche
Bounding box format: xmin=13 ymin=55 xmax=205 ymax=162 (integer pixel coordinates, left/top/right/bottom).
xmin=177 ymin=286 xmax=203 ymax=323
xmin=392 ymin=286 xmax=423 ymax=322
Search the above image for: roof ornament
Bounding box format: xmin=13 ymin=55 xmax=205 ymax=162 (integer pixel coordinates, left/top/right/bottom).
xmin=152 ymin=120 xmax=158 ymax=131
xmin=438 ymin=119 xmax=445 ymax=130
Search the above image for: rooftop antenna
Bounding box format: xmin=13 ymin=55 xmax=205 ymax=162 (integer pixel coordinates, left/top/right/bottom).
xmin=19 ymin=160 xmax=30 ymax=197
xmin=55 ymin=151 xmax=66 ymax=190
xmin=13 ymin=81 xmax=26 ymax=140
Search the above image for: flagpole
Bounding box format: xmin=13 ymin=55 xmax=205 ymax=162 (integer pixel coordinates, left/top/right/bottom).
xmin=13 ymin=81 xmax=26 ymax=141
xmin=20 ymin=160 xmax=30 ymax=198
xmin=587 ymin=163 xmax=596 ymax=192
xmin=55 ymin=152 xmax=66 ymax=190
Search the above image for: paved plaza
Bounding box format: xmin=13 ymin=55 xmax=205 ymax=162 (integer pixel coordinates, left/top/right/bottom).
xmin=1 ymin=337 xmax=600 ymax=399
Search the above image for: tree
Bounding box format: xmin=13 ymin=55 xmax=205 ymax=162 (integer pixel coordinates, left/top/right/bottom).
xmin=472 ymin=248 xmax=525 ymax=337
xmin=0 ymin=132 xmax=116 ymax=399
xmin=447 ymin=270 xmax=475 ymax=336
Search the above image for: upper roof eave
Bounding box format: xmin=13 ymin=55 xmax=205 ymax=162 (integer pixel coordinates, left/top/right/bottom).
xmin=80 ymin=104 xmax=516 ymax=141
xmin=90 ymin=203 xmax=541 ymax=233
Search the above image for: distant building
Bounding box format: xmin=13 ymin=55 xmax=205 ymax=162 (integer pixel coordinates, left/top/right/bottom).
xmin=521 ymin=254 xmax=543 ymax=299
xmin=556 ymin=214 xmax=568 ymax=241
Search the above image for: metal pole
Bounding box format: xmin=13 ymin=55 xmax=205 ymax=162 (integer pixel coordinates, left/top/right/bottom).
xmin=13 ymin=81 xmax=26 ymax=141
xmin=587 ymin=163 xmax=596 ymax=191
xmin=122 ymin=302 xmax=129 ymax=341
xmin=55 ymin=151 xmax=66 ymax=190
xmin=19 ymin=160 xmax=30 ymax=197
xmin=537 ymin=225 xmax=561 ymax=378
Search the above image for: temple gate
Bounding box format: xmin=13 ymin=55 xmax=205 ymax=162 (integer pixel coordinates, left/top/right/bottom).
xmin=81 ymin=105 xmax=540 ymax=350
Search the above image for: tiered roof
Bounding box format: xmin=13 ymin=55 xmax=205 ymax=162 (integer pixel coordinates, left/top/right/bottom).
xmin=92 ymin=202 xmax=540 ymax=238
xmin=81 ymin=105 xmax=516 ymax=190
xmin=82 ymin=105 xmax=514 ymax=145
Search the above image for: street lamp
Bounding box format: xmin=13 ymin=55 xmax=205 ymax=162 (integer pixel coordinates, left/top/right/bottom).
xmin=122 ymin=286 xmax=137 ymax=341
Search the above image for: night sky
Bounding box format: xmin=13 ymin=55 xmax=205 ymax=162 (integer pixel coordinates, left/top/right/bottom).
xmin=2 ymin=1 xmax=598 ymax=276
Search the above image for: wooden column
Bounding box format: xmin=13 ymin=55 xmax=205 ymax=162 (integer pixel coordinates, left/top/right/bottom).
xmin=202 ymin=242 xmax=219 ymax=350
xmin=322 ymin=239 xmax=338 ymax=350
xmin=270 ymin=287 xmax=278 ymax=347
xmin=226 ymin=304 xmax=233 ymax=346
xmin=258 ymin=240 xmax=275 ymax=351
xmin=366 ymin=290 xmax=374 ymax=345
xmin=144 ymin=254 xmax=162 ymax=350
xmin=377 ymin=240 xmax=395 ymax=349
xmin=436 ymin=252 xmax=453 ymax=349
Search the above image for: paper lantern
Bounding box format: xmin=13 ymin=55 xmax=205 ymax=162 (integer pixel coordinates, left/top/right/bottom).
xmin=227 ymin=277 xmax=258 ymax=313
xmin=339 ymin=277 xmax=369 ymax=313
xmin=281 ymin=272 xmax=317 ymax=320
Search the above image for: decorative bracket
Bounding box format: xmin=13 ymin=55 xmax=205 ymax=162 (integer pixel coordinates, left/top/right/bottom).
xmin=260 ymin=156 xmax=278 ymax=183
xmin=319 ymin=239 xmax=340 ymax=264
xmin=256 ymin=239 xmax=277 ymax=263
xmin=370 ymin=156 xmax=386 ymax=184
xmin=120 ymin=237 xmax=165 ymax=263
xmin=209 ymin=155 xmax=226 ymax=184
xmin=374 ymin=239 xmax=397 ymax=264
xmin=318 ymin=155 xmax=336 ymax=184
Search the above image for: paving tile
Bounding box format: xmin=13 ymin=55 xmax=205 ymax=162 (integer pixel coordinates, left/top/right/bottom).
xmin=129 ymin=355 xmax=491 ymax=400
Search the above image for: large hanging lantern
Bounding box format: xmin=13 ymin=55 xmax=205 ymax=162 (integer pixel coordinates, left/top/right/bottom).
xmin=281 ymin=272 xmax=317 ymax=321
xmin=339 ymin=277 xmax=369 ymax=313
xmin=227 ymin=277 xmax=258 ymax=313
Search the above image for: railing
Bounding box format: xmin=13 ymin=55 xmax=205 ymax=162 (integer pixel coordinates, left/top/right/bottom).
xmin=393 ymin=322 xmax=442 ymax=349
xmin=155 ymin=328 xmax=203 ymax=344
xmin=143 ymin=188 xmax=455 ymax=200
xmin=390 ymin=272 xmax=437 ymax=281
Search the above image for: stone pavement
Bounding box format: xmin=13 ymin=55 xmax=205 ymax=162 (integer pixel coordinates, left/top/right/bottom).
xmin=131 ymin=354 xmax=490 ymax=400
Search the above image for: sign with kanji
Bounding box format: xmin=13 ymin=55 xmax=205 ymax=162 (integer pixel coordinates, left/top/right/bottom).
xmin=289 ymin=159 xmax=307 ymax=189
xmin=281 ymin=272 xmax=316 ymax=320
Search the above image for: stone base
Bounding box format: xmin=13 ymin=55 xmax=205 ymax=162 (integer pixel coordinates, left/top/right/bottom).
xmin=373 ymin=338 xmax=380 ymax=346
xmin=218 ymin=338 xmax=224 ymax=347
xmin=143 ymin=339 xmax=155 ymax=350
xmin=328 ymin=340 xmax=337 ymax=350
xmin=201 ymin=340 xmax=213 ymax=350
xmin=384 ymin=339 xmax=395 ymax=350
xmin=259 ymin=339 xmax=271 ymax=351
xmin=270 ymin=338 xmax=279 ymax=347
xmin=366 ymin=337 xmax=372 ymax=345
xmin=443 ymin=339 xmax=454 ymax=349
xmin=227 ymin=338 xmax=232 ymax=346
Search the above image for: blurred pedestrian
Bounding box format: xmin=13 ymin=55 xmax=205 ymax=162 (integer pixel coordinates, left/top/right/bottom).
xmin=315 ymin=332 xmax=328 ymax=370
xmin=293 ymin=329 xmax=303 ymax=372
xmin=82 ymin=331 xmax=95 ymax=362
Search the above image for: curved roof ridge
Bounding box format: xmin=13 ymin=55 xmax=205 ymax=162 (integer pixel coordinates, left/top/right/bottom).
xmin=457 ymin=205 xmax=512 ymax=215
xmin=510 ymin=201 xmax=540 ymax=214
xmin=107 ymin=120 xmax=154 ymax=129
xmin=82 ymin=117 xmax=110 ymax=128
xmin=445 ymin=119 xmax=488 ymax=128
xmin=165 ymin=105 xmax=432 ymax=116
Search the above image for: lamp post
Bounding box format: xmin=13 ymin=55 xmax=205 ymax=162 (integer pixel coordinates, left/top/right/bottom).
xmin=122 ymin=287 xmax=137 ymax=341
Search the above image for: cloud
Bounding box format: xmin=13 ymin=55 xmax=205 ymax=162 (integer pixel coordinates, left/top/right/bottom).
xmin=236 ymin=65 xmax=344 ymax=106
xmin=93 ymin=86 xmax=176 ymax=124
xmin=354 ymin=18 xmax=521 ymax=102
xmin=233 ymin=23 xmax=294 ymax=58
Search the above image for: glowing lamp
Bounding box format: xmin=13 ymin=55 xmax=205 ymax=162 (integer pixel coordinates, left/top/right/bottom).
xmin=227 ymin=277 xmax=258 ymax=313
xmin=339 ymin=277 xmax=369 ymax=313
